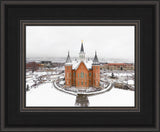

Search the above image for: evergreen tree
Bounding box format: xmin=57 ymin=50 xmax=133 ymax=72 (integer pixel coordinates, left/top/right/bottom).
xmin=111 ymin=73 xmax=114 ymax=78
xmin=26 ymin=84 xmax=29 ymax=91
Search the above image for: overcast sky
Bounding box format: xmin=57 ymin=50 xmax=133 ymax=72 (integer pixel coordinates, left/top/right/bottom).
xmin=26 ymin=26 xmax=135 ymax=61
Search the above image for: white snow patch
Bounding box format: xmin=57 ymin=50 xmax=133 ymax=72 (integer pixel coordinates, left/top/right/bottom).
xmin=26 ymin=83 xmax=76 ymax=107
xmin=72 ymin=60 xmax=93 ymax=70
xmin=128 ymin=80 xmax=134 ymax=85
xmin=26 ymin=83 xmax=135 ymax=107
xmin=89 ymin=87 xmax=135 ymax=107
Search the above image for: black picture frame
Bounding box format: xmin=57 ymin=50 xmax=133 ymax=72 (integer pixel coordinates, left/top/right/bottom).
xmin=0 ymin=0 xmax=159 ymax=131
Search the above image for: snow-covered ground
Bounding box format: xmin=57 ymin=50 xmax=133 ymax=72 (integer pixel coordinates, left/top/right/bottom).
xmin=26 ymin=67 xmax=135 ymax=107
xmin=88 ymin=88 xmax=134 ymax=107
xmin=26 ymin=82 xmax=135 ymax=107
xmin=26 ymin=83 xmax=76 ymax=107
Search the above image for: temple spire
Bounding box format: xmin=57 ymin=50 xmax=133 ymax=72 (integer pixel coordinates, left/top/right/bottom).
xmin=93 ymin=51 xmax=100 ymax=65
xmin=65 ymin=51 xmax=72 ymax=63
xmin=79 ymin=40 xmax=85 ymax=61
xmin=80 ymin=40 xmax=84 ymax=52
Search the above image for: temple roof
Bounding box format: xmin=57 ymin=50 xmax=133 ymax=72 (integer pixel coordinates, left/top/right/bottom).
xmin=65 ymin=41 xmax=100 ymax=67
xmin=72 ymin=60 xmax=93 ymax=70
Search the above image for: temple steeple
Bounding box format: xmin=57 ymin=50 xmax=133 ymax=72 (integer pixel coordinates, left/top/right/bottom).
xmin=80 ymin=40 xmax=84 ymax=52
xmin=65 ymin=51 xmax=72 ymax=64
xmin=79 ymin=40 xmax=85 ymax=61
xmin=93 ymin=51 xmax=100 ymax=65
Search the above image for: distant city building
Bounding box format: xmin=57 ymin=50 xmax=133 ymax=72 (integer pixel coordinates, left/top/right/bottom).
xmin=40 ymin=61 xmax=52 ymax=68
xmin=103 ymin=63 xmax=134 ymax=70
xmin=26 ymin=62 xmax=40 ymax=71
xmin=65 ymin=40 xmax=100 ymax=89
xmin=52 ymin=62 xmax=64 ymax=68
xmin=41 ymin=61 xmax=52 ymax=65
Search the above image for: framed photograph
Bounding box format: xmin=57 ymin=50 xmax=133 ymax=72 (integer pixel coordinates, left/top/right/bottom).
xmin=1 ymin=0 xmax=159 ymax=132
xmin=21 ymin=20 xmax=139 ymax=111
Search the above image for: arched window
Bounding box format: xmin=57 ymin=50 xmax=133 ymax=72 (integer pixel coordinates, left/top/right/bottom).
xmin=81 ymin=72 xmax=84 ymax=78
xmin=96 ymin=73 xmax=98 ymax=78
xmin=81 ymin=80 xmax=83 ymax=85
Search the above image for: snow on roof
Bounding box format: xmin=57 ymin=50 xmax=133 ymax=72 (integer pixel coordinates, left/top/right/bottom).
xmin=72 ymin=60 xmax=93 ymax=70
xmin=65 ymin=62 xmax=72 ymax=66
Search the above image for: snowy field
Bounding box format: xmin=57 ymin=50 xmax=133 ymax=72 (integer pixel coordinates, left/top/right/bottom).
xmin=26 ymin=67 xmax=135 ymax=107
xmin=26 ymin=82 xmax=135 ymax=107
xmin=88 ymin=88 xmax=134 ymax=107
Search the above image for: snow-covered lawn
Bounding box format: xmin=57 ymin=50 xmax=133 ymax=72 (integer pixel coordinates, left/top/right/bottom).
xmin=88 ymin=88 xmax=134 ymax=107
xmin=26 ymin=83 xmax=76 ymax=107
xmin=26 ymin=82 xmax=135 ymax=107
xmin=26 ymin=69 xmax=135 ymax=107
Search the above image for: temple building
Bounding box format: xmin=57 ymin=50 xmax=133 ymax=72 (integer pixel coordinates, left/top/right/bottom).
xmin=65 ymin=40 xmax=100 ymax=89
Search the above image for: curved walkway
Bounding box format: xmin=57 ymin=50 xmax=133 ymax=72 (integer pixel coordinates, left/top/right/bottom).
xmin=53 ymin=80 xmax=114 ymax=96
xmin=53 ymin=81 xmax=77 ymax=96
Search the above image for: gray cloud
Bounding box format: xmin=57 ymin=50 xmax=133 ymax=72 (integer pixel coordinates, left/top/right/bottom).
xmin=26 ymin=26 xmax=134 ymax=61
